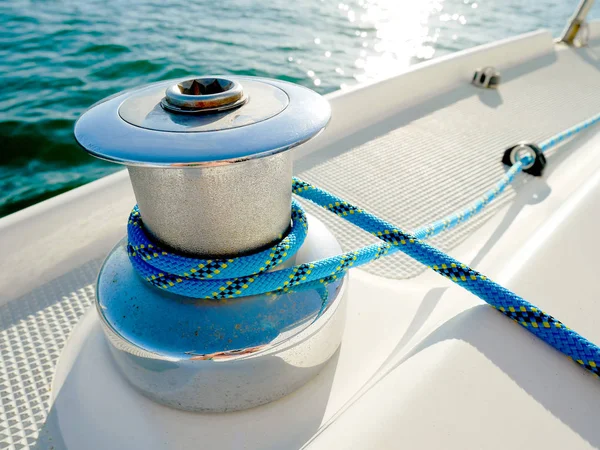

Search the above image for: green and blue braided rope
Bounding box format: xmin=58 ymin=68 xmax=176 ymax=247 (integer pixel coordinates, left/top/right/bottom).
xmin=127 ymin=114 xmax=600 ymax=378
xmin=128 ymin=178 xmax=600 ymax=377
xmin=412 ymin=110 xmax=600 ymax=240
xmin=539 ymin=111 xmax=600 ymax=152
xmin=412 ymin=156 xmax=527 ymax=240
xmin=127 ymin=162 xmax=529 ymax=297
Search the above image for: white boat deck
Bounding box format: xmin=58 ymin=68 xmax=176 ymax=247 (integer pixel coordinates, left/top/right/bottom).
xmin=0 ymin=24 xmax=600 ymax=449
xmin=299 ymin=28 xmax=600 ymax=279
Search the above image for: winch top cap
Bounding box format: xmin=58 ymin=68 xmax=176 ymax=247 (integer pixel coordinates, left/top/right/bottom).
xmin=74 ymin=76 xmax=331 ymax=167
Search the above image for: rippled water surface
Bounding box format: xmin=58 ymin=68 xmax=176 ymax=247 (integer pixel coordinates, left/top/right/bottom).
xmin=1 ymin=0 xmax=599 ymax=217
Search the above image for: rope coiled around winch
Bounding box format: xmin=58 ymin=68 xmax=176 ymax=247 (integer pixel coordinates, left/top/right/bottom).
xmin=128 ymin=112 xmax=600 ymax=378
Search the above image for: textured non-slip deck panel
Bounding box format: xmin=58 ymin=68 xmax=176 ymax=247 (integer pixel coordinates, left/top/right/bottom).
xmin=298 ymin=43 xmax=600 ymax=280
xmin=0 ymin=261 xmax=100 ymax=450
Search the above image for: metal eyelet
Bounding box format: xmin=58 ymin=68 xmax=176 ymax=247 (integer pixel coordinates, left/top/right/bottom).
xmin=509 ymin=144 xmax=537 ymax=170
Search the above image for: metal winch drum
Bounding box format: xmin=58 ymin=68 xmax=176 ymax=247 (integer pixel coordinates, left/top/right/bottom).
xmin=74 ymin=76 xmax=348 ymax=412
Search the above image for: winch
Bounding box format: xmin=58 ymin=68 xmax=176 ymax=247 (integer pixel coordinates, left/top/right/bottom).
xmin=74 ymin=76 xmax=348 ymax=412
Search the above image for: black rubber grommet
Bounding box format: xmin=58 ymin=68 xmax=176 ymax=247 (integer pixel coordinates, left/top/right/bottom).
xmin=502 ymin=143 xmax=547 ymax=177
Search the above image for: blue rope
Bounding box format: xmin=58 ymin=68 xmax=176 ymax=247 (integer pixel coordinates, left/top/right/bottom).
xmin=414 ymin=111 xmax=600 ymax=240
xmin=539 ymin=112 xmax=600 ymax=152
xmin=127 ymin=115 xmax=600 ymax=378
xmin=413 ymin=158 xmax=527 ymax=240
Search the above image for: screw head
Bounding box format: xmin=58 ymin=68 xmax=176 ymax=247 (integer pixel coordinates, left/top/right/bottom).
xmin=161 ymin=77 xmax=247 ymax=114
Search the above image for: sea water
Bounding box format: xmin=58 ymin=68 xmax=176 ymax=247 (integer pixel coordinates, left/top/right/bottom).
xmin=1 ymin=0 xmax=598 ymax=217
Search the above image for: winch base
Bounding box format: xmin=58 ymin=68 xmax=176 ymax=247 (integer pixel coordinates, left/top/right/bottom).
xmin=95 ymin=214 xmax=348 ymax=412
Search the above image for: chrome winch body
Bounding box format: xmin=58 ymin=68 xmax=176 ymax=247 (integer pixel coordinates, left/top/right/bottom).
xmin=74 ymin=76 xmax=347 ymax=412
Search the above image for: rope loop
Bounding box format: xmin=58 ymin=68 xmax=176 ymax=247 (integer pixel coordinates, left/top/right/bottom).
xmin=128 ymin=199 xmax=308 ymax=282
